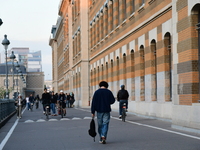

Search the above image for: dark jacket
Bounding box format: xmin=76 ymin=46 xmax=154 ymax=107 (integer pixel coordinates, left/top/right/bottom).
xmin=58 ymin=94 xmax=66 ymax=102
xmin=91 ymin=88 xmax=115 ymax=114
xmin=117 ymin=89 xmax=129 ymax=101
xmin=42 ymin=92 xmax=51 ymax=105
xmin=50 ymin=95 xmax=57 ymax=103
xmin=29 ymin=96 xmax=34 ymax=103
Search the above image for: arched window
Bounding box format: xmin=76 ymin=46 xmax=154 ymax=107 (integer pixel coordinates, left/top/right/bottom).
xmin=140 ymin=45 xmax=145 ymax=101
xmin=164 ymin=32 xmax=172 ymax=101
xmin=151 ymin=40 xmax=157 ymax=101
xmin=123 ymin=53 xmax=127 ymax=84
xmin=131 ymin=49 xmax=135 ymax=101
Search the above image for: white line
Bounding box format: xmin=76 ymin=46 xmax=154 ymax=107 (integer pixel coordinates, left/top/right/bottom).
xmin=0 ymin=107 xmax=26 ymax=150
xmin=0 ymin=119 xmax=19 ymax=150
xmin=111 ymin=117 xmax=200 ymax=140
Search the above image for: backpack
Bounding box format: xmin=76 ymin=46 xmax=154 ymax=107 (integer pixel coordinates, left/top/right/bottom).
xmin=88 ymin=118 xmax=97 ymax=142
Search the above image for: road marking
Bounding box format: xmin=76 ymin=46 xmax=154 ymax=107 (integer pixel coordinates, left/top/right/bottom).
xmin=61 ymin=118 xmax=70 ymax=121
xmin=111 ymin=117 xmax=200 ymax=140
xmin=49 ymin=119 xmax=58 ymax=122
xmin=25 ymin=120 xmax=34 ymax=123
xmin=0 ymin=107 xmax=26 ymax=150
xmin=72 ymin=117 xmax=81 ymax=120
xmin=84 ymin=117 xmax=92 ymax=119
xmin=36 ymin=119 xmax=46 ymax=122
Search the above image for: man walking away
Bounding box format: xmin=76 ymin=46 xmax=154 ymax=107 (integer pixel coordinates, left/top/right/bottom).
xmin=91 ymin=81 xmax=115 ymax=144
xmin=117 ymin=85 xmax=129 ymax=119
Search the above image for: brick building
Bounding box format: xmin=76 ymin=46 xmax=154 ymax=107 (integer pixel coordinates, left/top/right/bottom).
xmin=49 ymin=0 xmax=200 ymax=130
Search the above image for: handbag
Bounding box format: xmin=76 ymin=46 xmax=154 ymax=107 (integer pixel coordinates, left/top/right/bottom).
xmin=88 ymin=118 xmax=97 ymax=142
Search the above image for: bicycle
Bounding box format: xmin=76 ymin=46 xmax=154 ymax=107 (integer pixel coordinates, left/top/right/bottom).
xmin=59 ymin=101 xmax=64 ymax=118
xmin=30 ymin=102 xmax=34 ymax=111
xmin=121 ymin=103 xmax=127 ymax=122
xmin=45 ymin=105 xmax=50 ymax=119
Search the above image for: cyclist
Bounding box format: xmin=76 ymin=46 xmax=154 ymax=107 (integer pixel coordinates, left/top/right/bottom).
xmin=41 ymin=88 xmax=51 ymax=115
xmin=117 ymin=85 xmax=129 ymax=119
xmin=57 ymin=90 xmax=67 ymax=116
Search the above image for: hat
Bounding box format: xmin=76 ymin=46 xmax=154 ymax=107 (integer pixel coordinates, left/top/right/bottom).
xmin=60 ymin=90 xmax=63 ymax=93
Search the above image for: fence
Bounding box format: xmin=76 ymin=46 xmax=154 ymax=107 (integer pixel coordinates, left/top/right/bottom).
xmin=0 ymin=99 xmax=16 ymax=128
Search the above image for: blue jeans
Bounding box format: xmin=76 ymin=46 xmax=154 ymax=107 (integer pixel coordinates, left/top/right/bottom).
xmin=119 ymin=100 xmax=128 ymax=115
xmin=27 ymin=102 xmax=30 ymax=110
xmin=50 ymin=103 xmax=56 ymax=114
xmin=97 ymin=112 xmax=110 ymax=139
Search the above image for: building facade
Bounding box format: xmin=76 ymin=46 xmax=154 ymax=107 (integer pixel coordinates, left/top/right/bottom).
xmin=0 ymin=63 xmax=27 ymax=98
xmin=49 ymin=0 xmax=200 ymax=130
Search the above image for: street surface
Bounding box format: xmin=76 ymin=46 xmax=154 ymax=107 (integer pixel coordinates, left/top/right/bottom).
xmin=0 ymin=103 xmax=200 ymax=150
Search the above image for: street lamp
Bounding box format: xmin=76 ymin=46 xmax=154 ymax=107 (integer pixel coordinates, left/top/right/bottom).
xmin=0 ymin=18 xmax=3 ymax=26
xmin=2 ymin=35 xmax=10 ymax=99
xmin=10 ymin=51 xmax=16 ymax=90
xmin=15 ymin=61 xmax=20 ymax=96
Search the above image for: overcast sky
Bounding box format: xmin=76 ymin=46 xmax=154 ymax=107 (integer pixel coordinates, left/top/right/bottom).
xmin=0 ymin=0 xmax=61 ymax=80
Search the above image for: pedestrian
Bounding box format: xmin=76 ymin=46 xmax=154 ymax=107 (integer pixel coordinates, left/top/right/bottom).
xmin=91 ymin=81 xmax=115 ymax=144
xmin=29 ymin=94 xmax=34 ymax=110
xmin=70 ymin=92 xmax=75 ymax=108
xmin=50 ymin=91 xmax=57 ymax=116
xmin=16 ymin=94 xmax=23 ymax=118
xmin=66 ymin=93 xmax=70 ymax=108
xmin=25 ymin=96 xmax=30 ymax=110
xmin=117 ymin=85 xmax=129 ymax=119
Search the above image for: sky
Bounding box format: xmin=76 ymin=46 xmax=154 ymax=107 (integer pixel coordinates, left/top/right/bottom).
xmin=0 ymin=0 xmax=61 ymax=80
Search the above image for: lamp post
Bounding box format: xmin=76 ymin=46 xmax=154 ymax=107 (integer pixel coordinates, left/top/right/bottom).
xmin=0 ymin=18 xmax=3 ymax=26
xmin=18 ymin=70 xmax=22 ymax=95
xmin=2 ymin=35 xmax=10 ymax=99
xmin=10 ymin=51 xmax=16 ymax=91
xmin=15 ymin=61 xmax=20 ymax=96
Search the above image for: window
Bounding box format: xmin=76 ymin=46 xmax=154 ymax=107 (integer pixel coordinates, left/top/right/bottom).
xmin=4 ymin=79 xmax=9 ymax=86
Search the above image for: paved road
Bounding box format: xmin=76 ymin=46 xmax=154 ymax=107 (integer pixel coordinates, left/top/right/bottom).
xmin=0 ymin=104 xmax=200 ymax=150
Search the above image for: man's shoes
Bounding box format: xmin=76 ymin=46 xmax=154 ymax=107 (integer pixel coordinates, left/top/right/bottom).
xmin=101 ymin=137 xmax=106 ymax=144
xmin=119 ymin=115 xmax=122 ymax=119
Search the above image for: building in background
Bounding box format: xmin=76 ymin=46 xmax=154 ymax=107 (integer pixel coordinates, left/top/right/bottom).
xmin=0 ymin=47 xmax=45 ymax=97
xmin=7 ymin=47 xmax=42 ymax=72
xmin=49 ymin=0 xmax=200 ymax=131
xmin=0 ymin=63 xmax=27 ymax=99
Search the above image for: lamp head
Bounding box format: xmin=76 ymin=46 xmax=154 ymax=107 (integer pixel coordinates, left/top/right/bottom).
xmin=2 ymin=35 xmax=10 ymax=50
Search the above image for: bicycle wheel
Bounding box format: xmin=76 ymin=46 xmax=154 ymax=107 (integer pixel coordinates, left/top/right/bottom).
xmin=122 ymin=109 xmax=126 ymax=122
xmin=61 ymin=108 xmax=63 ymax=118
xmin=46 ymin=108 xmax=49 ymax=119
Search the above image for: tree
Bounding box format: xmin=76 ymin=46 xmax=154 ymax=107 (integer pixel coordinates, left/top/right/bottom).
xmin=0 ymin=87 xmax=13 ymax=99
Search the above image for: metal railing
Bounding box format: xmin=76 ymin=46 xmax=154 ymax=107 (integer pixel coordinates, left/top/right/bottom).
xmin=0 ymin=99 xmax=16 ymax=126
